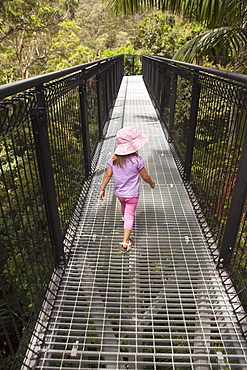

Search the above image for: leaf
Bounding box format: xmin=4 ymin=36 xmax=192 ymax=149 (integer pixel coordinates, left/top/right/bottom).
xmin=174 ymin=27 xmax=247 ymax=65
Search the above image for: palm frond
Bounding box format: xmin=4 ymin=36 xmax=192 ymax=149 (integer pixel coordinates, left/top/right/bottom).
xmin=226 ymin=0 xmax=247 ymax=28
xmin=174 ymin=27 xmax=247 ymax=64
xmin=181 ymin=0 xmax=224 ymax=26
xmin=105 ymin=0 xmax=246 ymax=30
xmin=104 ymin=0 xmax=156 ymax=14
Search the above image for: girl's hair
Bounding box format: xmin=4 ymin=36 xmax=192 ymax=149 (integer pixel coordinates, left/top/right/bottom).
xmin=112 ymin=152 xmax=138 ymax=167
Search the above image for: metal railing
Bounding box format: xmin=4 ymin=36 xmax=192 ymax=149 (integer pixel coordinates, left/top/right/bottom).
xmin=143 ymin=55 xmax=247 ymax=330
xmin=0 ymin=55 xmax=124 ymax=368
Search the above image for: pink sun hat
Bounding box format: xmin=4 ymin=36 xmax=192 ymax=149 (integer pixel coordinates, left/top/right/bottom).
xmin=114 ymin=126 xmax=148 ymax=155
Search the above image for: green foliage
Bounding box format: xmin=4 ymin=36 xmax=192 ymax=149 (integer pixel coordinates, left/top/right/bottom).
xmin=102 ymin=43 xmax=136 ymax=57
xmin=134 ymin=12 xmax=206 ymax=56
xmin=1 ymin=0 xmax=246 ymax=83
xmin=46 ymin=20 xmax=94 ymax=72
xmin=135 ymin=12 xmax=174 ymax=55
xmin=74 ymin=0 xmax=145 ymax=58
xmin=0 ymin=0 xmax=147 ymax=82
xmin=0 ymin=0 xmax=79 ymax=82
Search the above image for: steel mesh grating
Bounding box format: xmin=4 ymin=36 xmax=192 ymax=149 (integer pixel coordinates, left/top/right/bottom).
xmin=33 ymin=76 xmax=247 ymax=369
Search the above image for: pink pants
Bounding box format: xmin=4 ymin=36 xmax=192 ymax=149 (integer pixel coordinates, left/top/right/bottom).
xmin=118 ymin=197 xmax=139 ymax=230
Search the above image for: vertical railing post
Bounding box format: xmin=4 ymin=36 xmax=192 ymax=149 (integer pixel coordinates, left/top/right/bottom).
xmin=111 ymin=62 xmax=114 ymax=103
xmin=142 ymin=57 xmax=146 ymax=81
xmin=31 ymin=87 xmax=64 ymax=266
xmin=154 ymin=63 xmax=159 ymax=105
xmin=112 ymin=61 xmax=116 ymax=97
xmin=119 ymin=55 xmax=123 ymax=85
xmin=108 ymin=63 xmax=112 ymax=108
xmin=159 ymin=65 xmax=166 ymax=121
xmin=168 ymin=73 xmax=178 ymax=143
xmin=110 ymin=62 xmax=114 ymax=104
xmin=79 ymin=74 xmax=91 ymax=178
xmin=217 ymin=126 xmax=247 ymax=270
xmin=96 ymin=71 xmax=103 ymax=140
xmin=117 ymin=56 xmax=122 ymax=90
xmin=105 ymin=68 xmax=110 ymax=119
xmin=151 ymin=60 xmax=155 ymax=97
xmin=148 ymin=59 xmax=151 ymax=86
xmin=121 ymin=54 xmax=124 ymax=80
xmin=184 ymin=74 xmax=201 ymax=181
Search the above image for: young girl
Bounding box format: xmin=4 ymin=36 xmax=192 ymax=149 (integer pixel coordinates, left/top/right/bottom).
xmin=99 ymin=126 xmax=155 ymax=253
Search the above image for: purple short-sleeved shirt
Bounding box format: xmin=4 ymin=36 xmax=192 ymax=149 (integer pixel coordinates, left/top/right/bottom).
xmin=108 ymin=155 xmax=145 ymax=197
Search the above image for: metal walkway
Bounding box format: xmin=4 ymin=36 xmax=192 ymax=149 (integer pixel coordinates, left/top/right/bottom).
xmin=35 ymin=76 xmax=247 ymax=369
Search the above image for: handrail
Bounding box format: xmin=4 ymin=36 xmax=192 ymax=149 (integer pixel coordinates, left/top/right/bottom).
xmin=0 ymin=56 xmax=121 ymax=100
xmin=147 ymin=55 xmax=247 ymax=84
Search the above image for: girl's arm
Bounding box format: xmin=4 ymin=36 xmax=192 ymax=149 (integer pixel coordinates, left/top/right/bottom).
xmin=99 ymin=167 xmax=113 ymax=200
xmin=139 ymin=167 xmax=155 ymax=188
